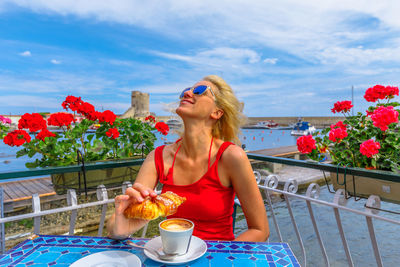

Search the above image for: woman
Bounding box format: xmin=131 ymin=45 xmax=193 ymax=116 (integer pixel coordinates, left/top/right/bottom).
xmin=107 ymin=75 xmax=269 ymax=241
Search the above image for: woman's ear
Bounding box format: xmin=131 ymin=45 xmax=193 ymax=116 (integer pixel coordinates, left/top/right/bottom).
xmin=211 ymin=108 xmax=224 ymax=120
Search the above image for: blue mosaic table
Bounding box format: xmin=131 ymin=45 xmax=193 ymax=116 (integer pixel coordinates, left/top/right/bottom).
xmin=0 ymin=234 xmax=300 ymax=267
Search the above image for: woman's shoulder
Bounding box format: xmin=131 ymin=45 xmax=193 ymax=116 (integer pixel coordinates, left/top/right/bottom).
xmin=155 ymin=142 xmax=179 ymax=156
xmin=219 ymin=141 xmax=248 ymax=162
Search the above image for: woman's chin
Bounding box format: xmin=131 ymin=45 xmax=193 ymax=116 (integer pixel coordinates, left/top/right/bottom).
xmin=175 ymin=107 xmax=187 ymax=116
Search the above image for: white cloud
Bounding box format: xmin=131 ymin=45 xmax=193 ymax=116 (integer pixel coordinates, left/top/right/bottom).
xmin=263 ymin=58 xmax=278 ymax=64
xmin=19 ymin=50 xmax=31 ymax=57
xmin=50 ymin=59 xmax=61 ymax=64
xmin=150 ymin=51 xmax=193 ymax=62
xmin=150 ymin=47 xmax=263 ymax=77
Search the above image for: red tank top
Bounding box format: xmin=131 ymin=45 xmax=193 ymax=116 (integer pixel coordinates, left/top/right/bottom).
xmin=154 ymin=141 xmax=235 ymax=241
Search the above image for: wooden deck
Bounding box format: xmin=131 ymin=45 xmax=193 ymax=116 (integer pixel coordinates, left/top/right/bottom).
xmin=0 ymin=177 xmax=55 ymax=203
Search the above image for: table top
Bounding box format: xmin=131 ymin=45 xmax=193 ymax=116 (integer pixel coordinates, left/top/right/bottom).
xmin=0 ymin=234 xmax=300 ymax=267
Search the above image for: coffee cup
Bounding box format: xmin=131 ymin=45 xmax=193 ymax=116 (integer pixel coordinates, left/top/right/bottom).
xmin=159 ymin=218 xmax=194 ymax=255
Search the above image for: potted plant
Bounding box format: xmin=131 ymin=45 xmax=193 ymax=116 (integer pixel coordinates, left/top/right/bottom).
xmin=2 ymin=96 xmax=169 ymax=194
xmin=296 ymin=85 xmax=400 ymax=202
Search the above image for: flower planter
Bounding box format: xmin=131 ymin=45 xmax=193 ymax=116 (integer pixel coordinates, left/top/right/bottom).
xmin=330 ymin=172 xmax=400 ymax=204
xmin=51 ymin=165 xmax=139 ymax=195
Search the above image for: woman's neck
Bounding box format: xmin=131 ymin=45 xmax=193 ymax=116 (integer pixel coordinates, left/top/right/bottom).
xmin=179 ymin=122 xmax=213 ymax=160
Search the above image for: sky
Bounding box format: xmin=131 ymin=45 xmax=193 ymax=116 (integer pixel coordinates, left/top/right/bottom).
xmin=1 ymin=0 xmax=400 ymax=117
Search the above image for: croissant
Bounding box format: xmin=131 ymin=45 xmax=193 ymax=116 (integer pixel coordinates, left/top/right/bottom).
xmin=123 ymin=191 xmax=186 ymax=220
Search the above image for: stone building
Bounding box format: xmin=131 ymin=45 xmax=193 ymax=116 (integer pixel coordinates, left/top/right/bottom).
xmin=120 ymin=91 xmax=150 ymax=119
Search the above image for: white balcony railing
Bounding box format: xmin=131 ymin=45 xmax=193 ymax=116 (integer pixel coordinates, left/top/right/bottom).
xmin=1 ymin=173 xmax=400 ymax=266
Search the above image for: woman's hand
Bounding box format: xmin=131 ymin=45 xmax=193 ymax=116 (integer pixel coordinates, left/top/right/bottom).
xmin=107 ymin=149 xmax=159 ymax=239
xmin=107 ymin=183 xmax=157 ymax=239
xmin=125 ymin=182 xmax=158 ymax=202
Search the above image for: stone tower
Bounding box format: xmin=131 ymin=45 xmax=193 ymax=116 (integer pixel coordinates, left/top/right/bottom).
xmin=131 ymin=91 xmax=149 ymax=117
xmin=121 ymin=91 xmax=150 ymax=118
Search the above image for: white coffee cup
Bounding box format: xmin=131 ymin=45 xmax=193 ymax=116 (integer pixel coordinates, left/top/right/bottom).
xmin=158 ymin=218 xmax=194 ymax=255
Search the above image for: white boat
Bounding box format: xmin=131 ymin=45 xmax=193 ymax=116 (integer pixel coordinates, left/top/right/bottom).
xmin=290 ymin=121 xmax=316 ymax=136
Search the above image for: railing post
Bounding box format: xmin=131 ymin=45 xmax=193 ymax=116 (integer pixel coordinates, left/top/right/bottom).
xmin=365 ymin=195 xmax=383 ymax=267
xmin=283 ymin=179 xmax=306 ymax=267
xmin=122 ymin=181 xmax=132 ymax=194
xmin=332 ymin=189 xmax=354 ymax=267
xmin=32 ymin=193 xmax=41 ymax=235
xmin=305 ymin=183 xmax=329 ymax=267
xmin=263 ymin=174 xmax=282 ymax=242
xmin=96 ymin=185 xmax=108 ymax=236
xmin=0 ymin=187 xmax=5 ymax=254
xmin=67 ymin=189 xmax=78 ymax=235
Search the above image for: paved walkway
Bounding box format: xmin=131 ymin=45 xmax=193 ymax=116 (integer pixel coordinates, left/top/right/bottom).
xmin=276 ymin=165 xmax=327 ymax=188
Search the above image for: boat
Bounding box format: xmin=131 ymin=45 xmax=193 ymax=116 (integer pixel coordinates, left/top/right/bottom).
xmin=166 ymin=119 xmax=183 ymax=129
xmin=290 ymin=121 xmax=316 ymax=136
xmin=242 ymin=120 xmax=279 ymax=129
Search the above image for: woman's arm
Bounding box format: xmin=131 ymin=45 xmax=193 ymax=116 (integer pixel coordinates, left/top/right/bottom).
xmin=106 ymin=150 xmax=159 ymax=239
xmin=223 ymin=145 xmax=270 ymax=242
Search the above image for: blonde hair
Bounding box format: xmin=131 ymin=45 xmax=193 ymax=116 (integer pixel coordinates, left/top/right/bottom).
xmin=203 ymin=75 xmax=247 ymax=145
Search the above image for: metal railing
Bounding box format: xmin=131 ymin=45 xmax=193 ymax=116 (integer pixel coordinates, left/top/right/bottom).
xmin=0 ymin=155 xmax=399 ymax=266
xmin=248 ymin=174 xmax=400 ymax=267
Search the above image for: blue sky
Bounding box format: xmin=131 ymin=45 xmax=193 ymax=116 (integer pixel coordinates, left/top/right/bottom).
xmin=1 ymin=1 xmax=400 ymax=117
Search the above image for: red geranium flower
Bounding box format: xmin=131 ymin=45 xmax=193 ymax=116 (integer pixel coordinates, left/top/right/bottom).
xmin=364 ymin=85 xmax=399 ymax=102
xmin=86 ymin=111 xmax=101 ymax=121
xmin=329 ymin=127 xmax=348 ymax=143
xmin=99 ymin=110 xmax=116 ymax=125
xmin=77 ymin=102 xmax=96 ymax=117
xmin=330 ymin=121 xmax=347 ymax=130
xmin=360 ymin=139 xmax=380 ymax=158
xmin=47 ymin=113 xmax=75 ymax=127
xmin=331 ymin=101 xmax=353 ymax=114
xmin=155 ymin=122 xmax=169 ymax=135
xmin=106 ymin=128 xmax=119 ymax=139
xmin=18 ymin=113 xmax=47 ymax=132
xmin=145 ymin=115 xmax=156 ymax=122
xmin=370 ymin=106 xmax=399 ymax=131
xmin=385 ymin=86 xmax=400 ymax=98
xmin=62 ymin=96 xmax=83 ymax=112
xmin=3 ymin=130 xmax=31 ymax=146
xmin=36 ymin=129 xmax=56 ymax=141
xmin=296 ymin=135 xmax=316 ymax=154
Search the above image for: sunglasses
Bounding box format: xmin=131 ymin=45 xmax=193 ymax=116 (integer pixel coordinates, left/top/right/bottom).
xmin=179 ymin=85 xmax=215 ymax=99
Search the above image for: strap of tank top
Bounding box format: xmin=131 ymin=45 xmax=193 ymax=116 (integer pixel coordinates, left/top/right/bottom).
xmin=215 ymin=141 xmax=234 ymax=162
xmin=171 ymin=144 xmax=181 ymax=169
xmin=208 ymin=137 xmax=213 ymax=170
xmin=154 ymin=145 xmax=166 ymax=180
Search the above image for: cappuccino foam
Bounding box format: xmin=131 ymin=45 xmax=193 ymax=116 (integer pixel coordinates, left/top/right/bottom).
xmin=160 ymin=219 xmax=193 ymax=231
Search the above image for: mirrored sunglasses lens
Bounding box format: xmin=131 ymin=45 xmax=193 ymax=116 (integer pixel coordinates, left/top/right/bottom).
xmin=179 ymin=88 xmax=191 ymax=98
xmin=193 ymin=85 xmax=208 ymax=95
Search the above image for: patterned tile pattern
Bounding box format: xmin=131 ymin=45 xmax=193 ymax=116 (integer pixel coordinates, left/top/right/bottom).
xmin=0 ymin=235 xmax=300 ymax=266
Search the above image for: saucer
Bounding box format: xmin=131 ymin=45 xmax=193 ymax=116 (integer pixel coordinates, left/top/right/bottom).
xmin=70 ymin=250 xmax=141 ymax=267
xmin=144 ymin=236 xmax=207 ymax=265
